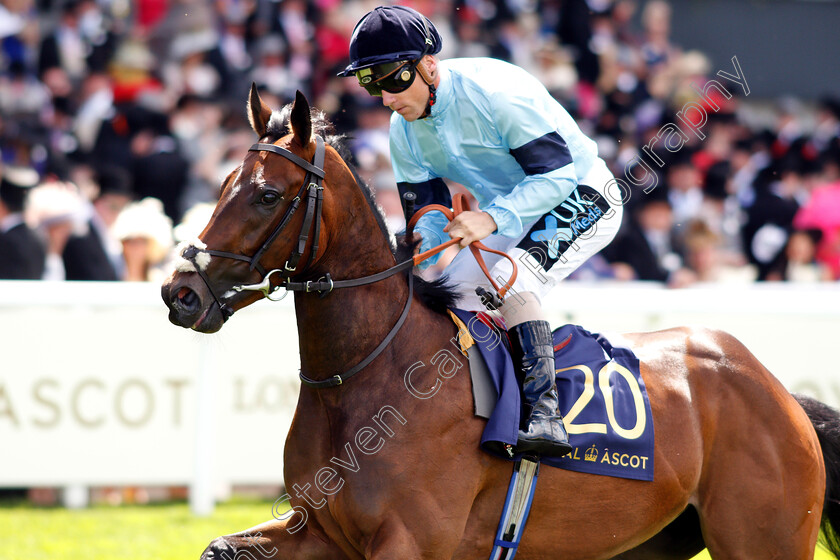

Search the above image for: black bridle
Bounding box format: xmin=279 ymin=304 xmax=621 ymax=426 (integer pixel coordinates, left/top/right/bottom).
xmin=180 ymin=135 xmax=415 ymax=389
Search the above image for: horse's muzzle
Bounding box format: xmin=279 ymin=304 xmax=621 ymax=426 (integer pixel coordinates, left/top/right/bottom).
xmin=161 ymin=273 xmax=226 ymax=333
xmin=199 ymin=537 xmax=236 ymax=560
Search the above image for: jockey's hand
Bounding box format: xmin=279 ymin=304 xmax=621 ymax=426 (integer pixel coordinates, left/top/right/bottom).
xmin=444 ymin=211 xmax=498 ymax=248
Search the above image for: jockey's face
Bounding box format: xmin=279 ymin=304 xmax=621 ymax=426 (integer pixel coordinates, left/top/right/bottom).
xmin=380 ymin=56 xmax=437 ymax=122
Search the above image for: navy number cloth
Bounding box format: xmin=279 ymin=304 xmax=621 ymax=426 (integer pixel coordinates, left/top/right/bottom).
xmin=452 ymin=309 xmax=654 ymax=481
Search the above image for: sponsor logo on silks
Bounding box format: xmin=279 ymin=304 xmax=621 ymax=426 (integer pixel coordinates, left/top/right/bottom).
xmin=528 ymin=215 xmax=570 ymax=260
xmin=567 ymin=204 xmax=605 ymax=237
xmin=521 ymin=184 xmax=611 ymax=263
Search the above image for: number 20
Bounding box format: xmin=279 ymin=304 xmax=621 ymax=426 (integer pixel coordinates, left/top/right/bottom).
xmin=558 ymin=362 xmax=646 ymax=440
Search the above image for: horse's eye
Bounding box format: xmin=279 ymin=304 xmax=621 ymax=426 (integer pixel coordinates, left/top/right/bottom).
xmin=260 ymin=191 xmax=282 ymax=205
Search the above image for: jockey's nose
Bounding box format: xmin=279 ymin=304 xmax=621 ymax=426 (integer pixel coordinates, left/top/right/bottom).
xmin=382 ymin=91 xmax=397 ymax=107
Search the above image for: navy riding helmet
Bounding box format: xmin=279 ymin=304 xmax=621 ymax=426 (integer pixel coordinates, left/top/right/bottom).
xmin=338 ymin=6 xmax=442 ymax=97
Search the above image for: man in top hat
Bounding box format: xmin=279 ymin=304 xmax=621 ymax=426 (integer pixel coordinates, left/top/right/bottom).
xmin=339 ymin=6 xmax=623 ymax=458
xmin=62 ymin=165 xmax=132 ymax=280
xmin=0 ymin=166 xmax=45 ymax=279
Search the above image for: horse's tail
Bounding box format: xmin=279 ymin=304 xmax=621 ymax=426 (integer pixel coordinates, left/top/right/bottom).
xmin=794 ymin=393 xmax=840 ymax=558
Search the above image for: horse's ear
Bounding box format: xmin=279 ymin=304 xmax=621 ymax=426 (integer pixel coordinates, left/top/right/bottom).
xmin=290 ymin=90 xmax=312 ymax=147
xmin=247 ymin=82 xmax=272 ymax=138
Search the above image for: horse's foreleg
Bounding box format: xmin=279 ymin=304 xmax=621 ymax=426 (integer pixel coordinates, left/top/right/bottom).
xmin=199 ymin=518 xmax=350 ymax=560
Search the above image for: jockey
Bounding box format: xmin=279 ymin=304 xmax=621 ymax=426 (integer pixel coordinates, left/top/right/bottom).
xmin=339 ymin=6 xmax=622 ymax=458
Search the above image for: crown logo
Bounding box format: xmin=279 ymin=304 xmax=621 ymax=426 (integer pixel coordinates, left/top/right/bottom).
xmin=584 ymin=445 xmax=599 ymax=462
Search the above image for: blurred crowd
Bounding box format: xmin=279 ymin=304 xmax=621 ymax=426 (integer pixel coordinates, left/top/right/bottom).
xmin=0 ymin=0 xmax=838 ymax=286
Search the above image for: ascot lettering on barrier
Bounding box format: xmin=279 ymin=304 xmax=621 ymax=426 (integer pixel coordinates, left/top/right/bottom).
xmin=233 ymin=376 xmax=297 ymax=413
xmin=0 ymin=377 xmax=191 ymax=429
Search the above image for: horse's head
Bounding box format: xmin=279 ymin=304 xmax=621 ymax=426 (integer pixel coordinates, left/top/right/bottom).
xmin=161 ymin=86 xmax=370 ymax=333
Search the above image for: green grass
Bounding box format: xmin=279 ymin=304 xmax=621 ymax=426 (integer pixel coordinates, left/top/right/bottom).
xmin=0 ymin=497 xmax=276 ymax=560
xmin=0 ymin=497 xmax=835 ymax=559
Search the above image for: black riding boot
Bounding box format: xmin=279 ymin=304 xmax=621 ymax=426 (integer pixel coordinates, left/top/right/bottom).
xmin=509 ymin=320 xmax=572 ymax=458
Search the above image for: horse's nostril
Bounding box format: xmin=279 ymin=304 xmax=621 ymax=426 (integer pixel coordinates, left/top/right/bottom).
xmin=176 ymin=287 xmax=199 ymax=311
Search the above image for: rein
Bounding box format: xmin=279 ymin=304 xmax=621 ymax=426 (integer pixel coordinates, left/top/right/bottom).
xmin=180 ymin=135 xmax=517 ymax=389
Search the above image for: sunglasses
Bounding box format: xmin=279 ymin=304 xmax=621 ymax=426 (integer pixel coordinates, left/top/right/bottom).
xmin=356 ymin=60 xmax=418 ymax=96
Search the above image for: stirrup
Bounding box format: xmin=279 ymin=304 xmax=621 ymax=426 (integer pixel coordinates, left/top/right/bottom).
xmin=490 ymin=457 xmax=540 ymax=559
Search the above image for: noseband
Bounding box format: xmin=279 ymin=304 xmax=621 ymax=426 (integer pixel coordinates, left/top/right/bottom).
xmin=180 ymin=134 xmax=416 ymax=389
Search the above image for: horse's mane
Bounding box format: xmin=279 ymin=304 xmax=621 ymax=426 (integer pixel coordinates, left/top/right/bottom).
xmin=266 ymin=105 xmax=460 ymax=315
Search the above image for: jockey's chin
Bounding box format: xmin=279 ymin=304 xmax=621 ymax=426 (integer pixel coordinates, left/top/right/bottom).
xmin=382 ymin=84 xmax=430 ymax=122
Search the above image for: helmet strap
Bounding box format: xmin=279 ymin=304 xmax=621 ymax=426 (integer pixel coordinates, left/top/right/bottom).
xmin=420 ymin=83 xmax=436 ymax=119
xmin=415 ymin=57 xmax=437 ymax=119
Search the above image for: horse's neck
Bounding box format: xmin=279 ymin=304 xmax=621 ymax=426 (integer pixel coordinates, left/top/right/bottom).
xmin=292 ymin=216 xmax=411 ymax=382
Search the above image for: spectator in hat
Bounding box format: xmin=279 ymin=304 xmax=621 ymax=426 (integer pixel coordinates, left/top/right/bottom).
xmin=250 ymin=34 xmax=300 ymax=104
xmin=0 ymin=166 xmax=45 ymax=279
xmin=679 ymin=218 xmax=755 ymax=285
xmin=25 ymin=178 xmax=89 ymax=281
xmin=602 ymin=184 xmax=688 ymax=284
xmin=112 ymin=197 xmax=174 ymax=282
xmin=792 ymin=175 xmax=840 ymax=280
xmin=61 ymin=165 xmax=133 ymax=280
xmin=697 ymin=160 xmax=746 ymax=268
xmin=665 ymin=150 xmax=704 ymax=234
xmin=126 ymin=108 xmax=190 ymax=222
xmin=766 ymin=228 xmax=833 ymax=283
xmin=742 ymin=157 xmax=803 ymax=280
xmin=37 ymin=0 xmax=115 ymax=83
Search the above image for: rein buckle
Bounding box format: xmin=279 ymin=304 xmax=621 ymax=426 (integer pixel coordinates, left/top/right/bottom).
xmin=305 ymin=275 xmax=334 ymax=296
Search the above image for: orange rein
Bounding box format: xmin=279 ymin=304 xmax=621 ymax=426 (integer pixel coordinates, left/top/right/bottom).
xmin=406 ymin=193 xmax=518 ymax=300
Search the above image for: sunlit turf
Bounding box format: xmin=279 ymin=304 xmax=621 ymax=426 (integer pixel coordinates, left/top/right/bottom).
xmin=0 ymin=496 xmax=276 ymax=560
xmin=0 ymin=496 xmax=834 ymax=559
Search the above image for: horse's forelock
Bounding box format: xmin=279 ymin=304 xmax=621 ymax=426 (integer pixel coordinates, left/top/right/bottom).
xmin=266 ymin=109 xmax=289 ymax=139
xmin=264 ymin=104 xmax=334 ymax=144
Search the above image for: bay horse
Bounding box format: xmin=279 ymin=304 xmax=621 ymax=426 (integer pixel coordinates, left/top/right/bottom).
xmin=162 ymin=86 xmax=840 ymax=559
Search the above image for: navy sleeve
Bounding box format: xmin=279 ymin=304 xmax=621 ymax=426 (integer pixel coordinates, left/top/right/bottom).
xmin=508 ymin=131 xmax=573 ymax=176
